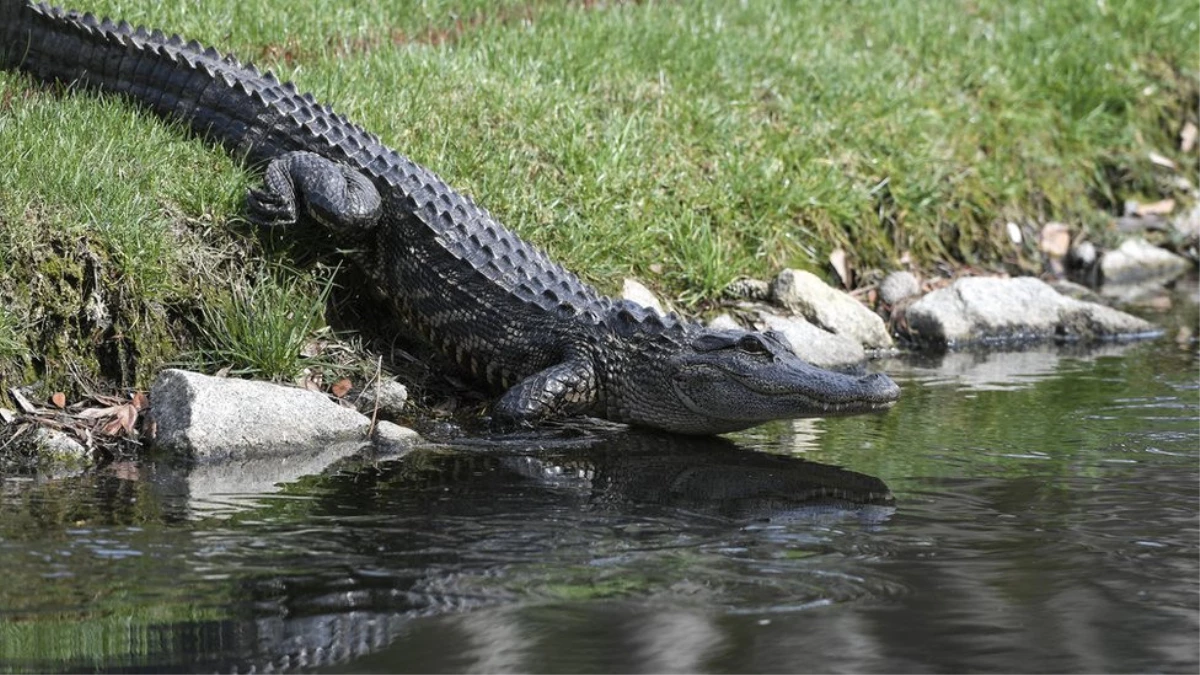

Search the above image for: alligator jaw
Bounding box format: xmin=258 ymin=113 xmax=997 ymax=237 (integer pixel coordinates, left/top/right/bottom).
xmin=660 ymin=344 xmax=903 ymax=434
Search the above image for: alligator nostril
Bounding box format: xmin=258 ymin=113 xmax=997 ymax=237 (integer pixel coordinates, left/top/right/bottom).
xmin=858 ymin=373 xmax=901 ymax=401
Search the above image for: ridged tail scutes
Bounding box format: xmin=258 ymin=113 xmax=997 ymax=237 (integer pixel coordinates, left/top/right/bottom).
xmin=0 ymin=0 xmax=379 ymax=166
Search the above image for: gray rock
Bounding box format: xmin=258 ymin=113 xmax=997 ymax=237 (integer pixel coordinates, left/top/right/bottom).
xmin=355 ymin=379 xmax=409 ymax=417
xmin=1100 ymin=238 xmax=1191 ymax=287
xmin=372 ymin=420 xmax=421 ymax=453
xmin=706 ymin=313 xmax=742 ymax=331
xmin=770 ymin=269 xmax=893 ymax=349
xmin=1048 ymin=279 xmax=1104 ymax=305
xmin=32 ymin=428 xmax=89 ymax=463
xmin=879 ymin=271 xmax=921 ymax=306
xmin=151 ymin=369 xmax=372 ymax=460
xmin=1070 ymin=241 xmax=1098 ymax=267
xmin=621 ymin=278 xmax=665 ymax=315
xmin=1173 ymin=202 xmax=1200 ymax=241
xmin=757 ymin=311 xmax=866 ymax=369
xmin=902 ymin=277 xmax=1159 ymax=347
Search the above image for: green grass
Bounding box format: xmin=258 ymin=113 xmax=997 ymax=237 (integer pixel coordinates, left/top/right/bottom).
xmin=0 ymin=0 xmax=1196 ymax=395
xmin=189 ymin=265 xmax=335 ymax=380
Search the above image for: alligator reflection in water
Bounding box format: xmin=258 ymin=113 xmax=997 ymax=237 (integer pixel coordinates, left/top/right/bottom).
xmin=0 ymin=433 xmax=893 ymax=672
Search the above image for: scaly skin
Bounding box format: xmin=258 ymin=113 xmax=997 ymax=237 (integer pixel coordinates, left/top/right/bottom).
xmin=0 ymin=1 xmax=901 ymax=434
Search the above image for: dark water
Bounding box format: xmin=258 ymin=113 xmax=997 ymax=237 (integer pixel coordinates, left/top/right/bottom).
xmin=1 ymin=306 xmax=1197 ymax=673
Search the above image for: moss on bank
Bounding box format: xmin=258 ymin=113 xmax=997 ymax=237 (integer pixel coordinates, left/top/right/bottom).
xmin=0 ymin=0 xmax=1197 ymax=408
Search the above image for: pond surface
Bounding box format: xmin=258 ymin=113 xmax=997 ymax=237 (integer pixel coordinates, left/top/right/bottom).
xmin=1 ymin=299 xmax=1197 ymax=673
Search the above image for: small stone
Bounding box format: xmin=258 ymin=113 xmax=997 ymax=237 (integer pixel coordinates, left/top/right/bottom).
xmin=355 ymin=378 xmax=409 ymax=417
xmin=32 ymin=428 xmax=89 ymax=463
xmin=1173 ymin=203 xmax=1200 ymax=241
xmin=1100 ymin=238 xmax=1191 ymax=288
xmin=621 ymin=278 xmax=664 ymax=315
xmin=1070 ymin=241 xmax=1098 ymax=267
xmin=372 ymin=421 xmax=421 ymax=453
xmin=1048 ymin=279 xmax=1104 ymax=305
xmin=1006 ymin=222 xmax=1023 ymax=245
xmin=878 ymin=271 xmax=921 ymax=306
xmin=706 ymin=313 xmax=742 ymax=331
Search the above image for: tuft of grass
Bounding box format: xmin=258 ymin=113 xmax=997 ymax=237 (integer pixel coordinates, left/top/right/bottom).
xmin=189 ymin=266 xmax=335 ymax=381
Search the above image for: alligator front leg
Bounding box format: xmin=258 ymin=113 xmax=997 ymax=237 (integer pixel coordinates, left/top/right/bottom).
xmin=493 ymin=360 xmax=599 ymax=425
xmin=247 ymin=151 xmax=382 ymax=236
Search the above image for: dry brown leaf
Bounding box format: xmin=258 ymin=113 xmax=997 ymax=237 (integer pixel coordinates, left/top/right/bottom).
xmin=50 ymin=392 xmax=66 ymax=409
xmin=1038 ymin=222 xmax=1071 ymax=258
xmin=331 ymin=378 xmax=353 ymax=398
xmin=1182 ymin=122 xmax=1198 ymax=154
xmin=101 ymin=403 xmax=138 ymax=436
xmin=829 ymin=248 xmax=851 ymax=287
xmin=77 ymin=405 xmax=121 ymax=419
xmin=1135 ymin=198 xmax=1175 ymax=217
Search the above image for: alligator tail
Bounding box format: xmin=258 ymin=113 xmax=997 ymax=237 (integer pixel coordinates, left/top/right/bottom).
xmin=0 ymin=0 xmax=380 ymax=166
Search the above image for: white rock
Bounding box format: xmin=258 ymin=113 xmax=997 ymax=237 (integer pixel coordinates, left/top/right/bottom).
xmin=151 ymin=369 xmax=372 ymax=460
xmin=32 ymin=428 xmax=89 ymax=463
xmin=372 ymin=421 xmax=421 ymax=453
xmin=1100 ymin=238 xmax=1192 ymax=287
xmin=878 ymin=271 xmax=921 ymax=306
xmin=770 ymin=269 xmax=893 ymax=349
xmin=621 ymin=278 xmax=664 ymax=315
xmin=706 ymin=313 xmax=742 ymax=331
xmin=757 ymin=311 xmax=865 ymax=369
xmin=902 ymin=277 xmax=1159 ymax=347
xmin=355 ymin=379 xmax=409 ymax=417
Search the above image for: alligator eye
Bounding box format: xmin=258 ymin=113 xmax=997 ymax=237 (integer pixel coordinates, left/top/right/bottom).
xmin=737 ymin=335 xmax=769 ymax=354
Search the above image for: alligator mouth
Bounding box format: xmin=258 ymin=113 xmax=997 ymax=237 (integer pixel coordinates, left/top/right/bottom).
xmin=672 ymin=367 xmax=901 ymax=427
xmin=734 ymin=371 xmax=901 ymax=414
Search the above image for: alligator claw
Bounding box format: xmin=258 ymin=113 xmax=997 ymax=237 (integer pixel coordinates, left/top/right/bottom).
xmin=246 ymin=188 xmax=297 ymax=227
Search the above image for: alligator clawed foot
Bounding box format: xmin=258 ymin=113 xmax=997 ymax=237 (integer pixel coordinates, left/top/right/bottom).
xmin=246 ymin=188 xmax=298 ymax=227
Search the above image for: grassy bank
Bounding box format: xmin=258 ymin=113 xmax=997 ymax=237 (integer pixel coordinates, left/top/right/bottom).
xmin=0 ymin=0 xmax=1197 ymax=400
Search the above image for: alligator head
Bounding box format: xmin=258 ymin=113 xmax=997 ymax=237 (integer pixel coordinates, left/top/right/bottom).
xmin=610 ymin=326 xmax=900 ymax=435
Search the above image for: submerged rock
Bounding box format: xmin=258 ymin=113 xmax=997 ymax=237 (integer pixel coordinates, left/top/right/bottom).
xmin=770 ymin=269 xmax=894 ymax=350
xmin=150 ymin=369 xmax=374 ymax=459
xmin=900 ymin=277 xmax=1159 ymax=347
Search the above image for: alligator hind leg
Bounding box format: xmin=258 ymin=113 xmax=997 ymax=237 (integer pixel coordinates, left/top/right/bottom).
xmin=247 ymin=151 xmax=382 ymax=237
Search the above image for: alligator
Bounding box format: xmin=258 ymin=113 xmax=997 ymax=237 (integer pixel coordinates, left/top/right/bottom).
xmin=0 ymin=1 xmax=900 ymax=434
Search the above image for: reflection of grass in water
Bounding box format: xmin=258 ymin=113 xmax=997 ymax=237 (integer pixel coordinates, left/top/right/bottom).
xmin=0 ymin=473 xmax=232 ymax=670
xmin=543 ymin=576 xmax=650 ymax=601
xmin=0 ymin=606 xmax=230 ymax=670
